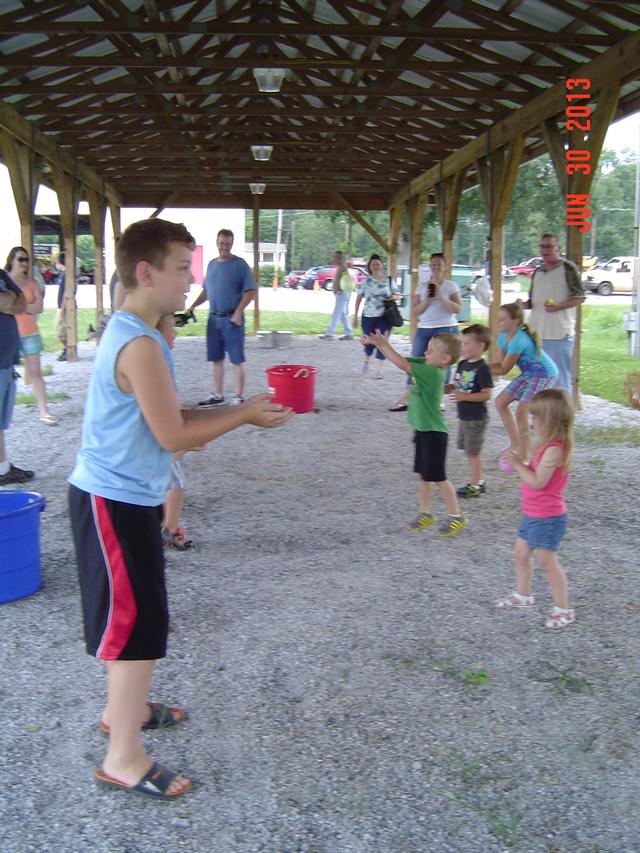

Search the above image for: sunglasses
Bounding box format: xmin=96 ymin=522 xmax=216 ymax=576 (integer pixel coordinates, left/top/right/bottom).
xmin=16 ymin=256 xmax=29 ymax=262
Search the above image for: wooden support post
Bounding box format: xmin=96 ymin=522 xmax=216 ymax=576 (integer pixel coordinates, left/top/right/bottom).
xmin=109 ymin=203 xmax=121 ymax=240
xmin=543 ymin=85 xmax=620 ymax=404
xmin=435 ymin=170 xmax=466 ymax=279
xmin=50 ymin=164 xmax=79 ymax=362
xmin=332 ymin=191 xmax=389 ymax=253
xmin=253 ymin=195 xmax=260 ymax=333
xmin=86 ymin=188 xmax=107 ymax=330
xmin=0 ymin=132 xmax=41 ymax=267
xmin=409 ymin=193 xmax=429 ymax=336
xmin=388 ymin=204 xmax=403 ymax=278
xmin=476 ymin=137 xmax=524 ymax=356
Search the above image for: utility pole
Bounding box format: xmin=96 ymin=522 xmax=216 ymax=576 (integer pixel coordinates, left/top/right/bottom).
xmin=290 ymin=218 xmax=296 ymax=270
xmin=273 ymin=208 xmax=283 ymax=290
xmin=630 ymin=127 xmax=640 ymax=357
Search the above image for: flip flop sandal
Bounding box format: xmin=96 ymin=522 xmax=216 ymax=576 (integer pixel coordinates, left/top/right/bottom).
xmin=495 ymin=592 xmax=535 ymax=608
xmin=39 ymin=414 xmax=58 ymax=426
xmin=95 ymin=762 xmax=192 ymax=799
xmin=99 ymin=701 xmax=187 ymax=734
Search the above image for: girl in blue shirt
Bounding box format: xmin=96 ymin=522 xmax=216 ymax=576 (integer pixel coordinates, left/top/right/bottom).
xmin=490 ymin=302 xmax=558 ymax=469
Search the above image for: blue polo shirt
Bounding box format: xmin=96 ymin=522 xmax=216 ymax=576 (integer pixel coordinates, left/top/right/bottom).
xmin=204 ymin=255 xmax=256 ymax=314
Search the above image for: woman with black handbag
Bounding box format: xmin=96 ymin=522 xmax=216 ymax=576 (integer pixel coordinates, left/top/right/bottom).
xmin=353 ymin=254 xmax=401 ymax=379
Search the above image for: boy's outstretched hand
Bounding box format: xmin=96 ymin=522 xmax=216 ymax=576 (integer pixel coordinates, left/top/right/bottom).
xmin=243 ymin=393 xmax=294 ymax=428
xmin=361 ymin=330 xmax=390 ymax=348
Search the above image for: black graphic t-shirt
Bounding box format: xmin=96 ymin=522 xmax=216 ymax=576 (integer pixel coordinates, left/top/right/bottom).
xmin=454 ymin=358 xmax=493 ymax=421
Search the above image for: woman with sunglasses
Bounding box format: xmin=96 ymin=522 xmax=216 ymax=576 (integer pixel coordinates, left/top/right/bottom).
xmin=6 ymin=247 xmax=58 ymax=425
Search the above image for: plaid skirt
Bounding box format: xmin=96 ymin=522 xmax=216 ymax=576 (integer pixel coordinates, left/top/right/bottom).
xmin=505 ymin=372 xmax=555 ymax=401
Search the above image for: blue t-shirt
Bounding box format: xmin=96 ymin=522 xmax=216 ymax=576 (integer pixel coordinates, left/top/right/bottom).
xmin=204 ymin=255 xmax=256 ymax=314
xmin=497 ymin=328 xmax=558 ymax=379
xmin=68 ymin=312 xmax=175 ymax=506
xmin=0 ymin=270 xmax=21 ymax=369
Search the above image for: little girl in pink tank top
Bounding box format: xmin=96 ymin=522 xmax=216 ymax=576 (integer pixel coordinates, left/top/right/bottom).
xmin=494 ymin=388 xmax=575 ymax=629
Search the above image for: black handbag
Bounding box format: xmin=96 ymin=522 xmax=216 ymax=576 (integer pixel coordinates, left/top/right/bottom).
xmin=383 ymin=298 xmax=404 ymax=328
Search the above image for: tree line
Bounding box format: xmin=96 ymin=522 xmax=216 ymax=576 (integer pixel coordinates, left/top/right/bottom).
xmin=246 ymin=147 xmax=637 ymax=271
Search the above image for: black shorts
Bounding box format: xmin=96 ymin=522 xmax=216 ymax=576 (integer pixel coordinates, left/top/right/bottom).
xmin=69 ymin=485 xmax=168 ymax=661
xmin=413 ymin=430 xmax=448 ymax=482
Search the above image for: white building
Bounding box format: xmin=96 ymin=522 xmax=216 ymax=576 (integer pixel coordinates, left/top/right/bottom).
xmin=243 ymin=241 xmax=287 ymax=269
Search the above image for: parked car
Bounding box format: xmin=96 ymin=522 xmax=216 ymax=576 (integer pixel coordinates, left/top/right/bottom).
xmin=285 ymin=269 xmax=306 ymax=288
xmin=315 ymin=265 xmax=367 ymax=290
xmin=508 ymin=257 xmax=543 ymax=277
xmin=585 ymin=256 xmax=636 ymax=295
xmin=301 ymin=266 xmax=322 ymax=289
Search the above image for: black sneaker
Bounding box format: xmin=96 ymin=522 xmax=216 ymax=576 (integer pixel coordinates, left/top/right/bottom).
xmin=0 ymin=464 xmax=35 ymax=485
xmin=57 ymin=349 xmax=67 ymax=362
xmin=161 ymin=527 xmax=194 ymax=551
xmin=456 ymin=483 xmax=486 ymax=498
xmin=197 ymin=393 xmax=224 ymax=407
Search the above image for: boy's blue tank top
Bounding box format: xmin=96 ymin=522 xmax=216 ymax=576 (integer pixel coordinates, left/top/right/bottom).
xmin=68 ymin=311 xmax=174 ymax=506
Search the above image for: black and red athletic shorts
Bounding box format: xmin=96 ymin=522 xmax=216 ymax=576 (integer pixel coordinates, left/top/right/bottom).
xmin=68 ymin=485 xmax=168 ymax=660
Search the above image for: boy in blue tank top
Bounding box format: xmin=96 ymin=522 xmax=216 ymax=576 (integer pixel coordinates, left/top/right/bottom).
xmin=68 ymin=219 xmax=292 ymax=799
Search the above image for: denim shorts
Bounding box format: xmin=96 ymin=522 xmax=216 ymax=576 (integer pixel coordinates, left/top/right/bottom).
xmin=206 ymin=314 xmax=245 ymax=364
xmin=517 ymin=513 xmax=567 ymax=551
xmin=20 ymin=332 xmax=44 ymax=356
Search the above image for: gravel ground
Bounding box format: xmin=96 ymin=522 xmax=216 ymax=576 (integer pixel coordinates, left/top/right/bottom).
xmin=1 ymin=332 xmax=640 ymax=853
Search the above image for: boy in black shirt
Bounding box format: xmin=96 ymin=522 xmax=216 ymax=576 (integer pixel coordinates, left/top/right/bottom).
xmin=447 ymin=324 xmax=493 ymax=497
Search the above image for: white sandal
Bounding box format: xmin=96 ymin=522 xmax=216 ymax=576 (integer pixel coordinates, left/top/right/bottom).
xmin=495 ymin=591 xmax=535 ymax=608
xmin=545 ymin=607 xmax=575 ymax=629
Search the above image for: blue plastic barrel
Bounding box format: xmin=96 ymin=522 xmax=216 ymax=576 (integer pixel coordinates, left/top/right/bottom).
xmin=0 ymin=491 xmax=46 ymax=604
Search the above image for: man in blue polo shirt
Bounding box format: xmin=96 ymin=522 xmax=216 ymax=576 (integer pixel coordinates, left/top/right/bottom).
xmin=0 ymin=269 xmax=35 ymax=484
xmin=188 ymin=229 xmax=257 ymax=406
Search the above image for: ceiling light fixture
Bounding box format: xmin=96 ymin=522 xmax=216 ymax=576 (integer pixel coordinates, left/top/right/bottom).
xmin=249 ymin=183 xmax=266 ymax=194
xmin=253 ymin=68 xmax=286 ymax=93
xmin=251 ymin=145 xmax=273 ymax=161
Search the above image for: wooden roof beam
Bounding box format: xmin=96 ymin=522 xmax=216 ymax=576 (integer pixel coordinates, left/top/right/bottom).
xmin=388 ymin=28 xmax=640 ymax=207
xmin=0 ymin=21 xmax=617 ymax=42
xmin=0 ymin=100 xmax=122 ymax=206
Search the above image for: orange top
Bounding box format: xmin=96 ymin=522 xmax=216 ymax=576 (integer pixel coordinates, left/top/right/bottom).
xmin=15 ymin=278 xmax=40 ymax=337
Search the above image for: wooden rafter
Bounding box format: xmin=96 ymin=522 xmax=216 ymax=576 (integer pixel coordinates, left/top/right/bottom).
xmin=0 ymin=1 xmax=637 ymax=211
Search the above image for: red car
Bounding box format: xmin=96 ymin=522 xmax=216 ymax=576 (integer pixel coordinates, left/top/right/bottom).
xmin=315 ymin=265 xmax=367 ymax=290
xmin=508 ymin=257 xmax=543 ymax=277
xmin=285 ymin=269 xmax=306 ymax=288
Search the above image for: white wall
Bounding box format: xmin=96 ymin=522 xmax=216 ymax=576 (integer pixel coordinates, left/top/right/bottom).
xmin=113 ymin=207 xmax=246 ymax=284
xmin=0 ymin=164 xmax=245 ymax=282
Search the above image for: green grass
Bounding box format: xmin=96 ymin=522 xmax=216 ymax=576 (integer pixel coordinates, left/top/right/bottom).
xmin=34 ymin=305 xmax=638 ymax=407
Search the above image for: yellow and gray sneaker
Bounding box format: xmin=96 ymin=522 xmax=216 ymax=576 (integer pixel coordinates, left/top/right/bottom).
xmin=438 ymin=515 xmax=468 ymax=537
xmin=406 ymin=512 xmax=436 ymax=531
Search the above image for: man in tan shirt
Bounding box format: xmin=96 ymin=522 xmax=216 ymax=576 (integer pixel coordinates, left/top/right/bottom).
xmin=522 ymin=232 xmax=585 ymax=392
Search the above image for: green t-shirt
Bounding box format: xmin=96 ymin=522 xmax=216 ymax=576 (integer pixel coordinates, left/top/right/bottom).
xmin=339 ymin=271 xmax=354 ymax=293
xmin=407 ymin=358 xmax=447 ymax=433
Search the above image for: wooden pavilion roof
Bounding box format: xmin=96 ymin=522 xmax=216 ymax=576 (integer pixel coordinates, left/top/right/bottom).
xmin=1 ymin=1 xmax=639 ymax=211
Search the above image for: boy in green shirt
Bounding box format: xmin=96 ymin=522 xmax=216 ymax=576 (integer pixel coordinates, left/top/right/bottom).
xmin=363 ymin=330 xmax=467 ymax=536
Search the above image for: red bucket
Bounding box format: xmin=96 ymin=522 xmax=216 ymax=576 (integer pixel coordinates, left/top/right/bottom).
xmin=266 ymin=364 xmax=318 ymax=414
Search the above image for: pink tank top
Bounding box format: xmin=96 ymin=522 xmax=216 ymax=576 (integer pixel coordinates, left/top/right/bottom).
xmin=521 ymin=441 xmax=568 ymax=518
